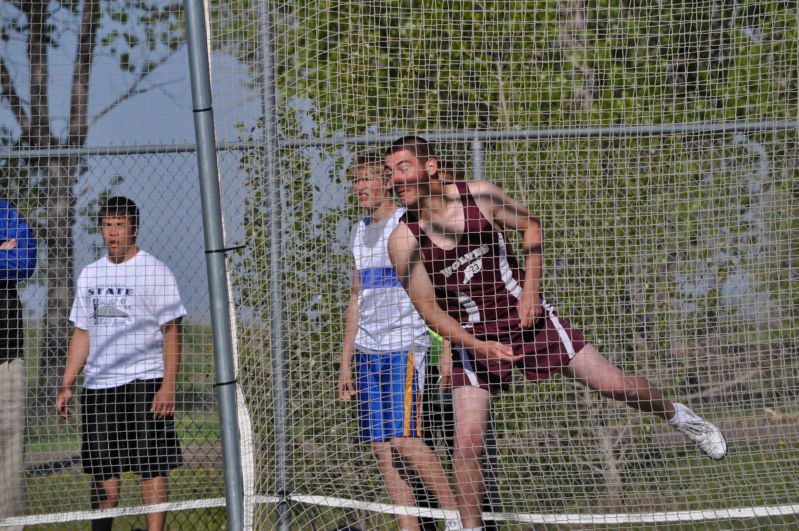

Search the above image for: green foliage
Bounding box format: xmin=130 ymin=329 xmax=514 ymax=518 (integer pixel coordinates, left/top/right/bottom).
xmin=100 ymin=1 xmax=184 ymax=74
xmin=256 ymin=0 xmax=798 ymax=134
xmin=178 ymin=322 xmax=217 ymax=411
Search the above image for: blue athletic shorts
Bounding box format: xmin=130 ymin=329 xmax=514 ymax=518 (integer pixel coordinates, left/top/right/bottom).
xmin=354 ymin=349 xmax=426 ymax=443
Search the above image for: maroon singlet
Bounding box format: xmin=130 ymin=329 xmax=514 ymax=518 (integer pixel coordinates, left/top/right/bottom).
xmin=401 ymin=182 xmax=586 ymax=390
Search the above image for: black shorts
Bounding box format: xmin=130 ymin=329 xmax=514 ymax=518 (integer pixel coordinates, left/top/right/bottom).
xmin=81 ymin=378 xmax=183 ymax=481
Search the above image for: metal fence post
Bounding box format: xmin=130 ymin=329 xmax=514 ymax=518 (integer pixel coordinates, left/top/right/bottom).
xmin=470 ymin=139 xmax=502 ymax=528
xmin=258 ymin=1 xmax=292 ymax=529
xmin=183 ymin=1 xmax=245 ymax=529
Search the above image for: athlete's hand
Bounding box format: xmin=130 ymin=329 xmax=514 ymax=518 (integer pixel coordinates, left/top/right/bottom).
xmin=56 ymin=387 xmax=74 ymax=420
xmin=151 ymin=384 xmax=176 ymax=419
xmin=517 ymin=290 xmax=543 ymax=329
xmin=338 ymin=365 xmax=356 ymax=401
xmin=474 ymin=340 xmax=522 ymax=364
xmin=0 ymin=238 xmax=17 ymax=250
xmin=439 ymin=356 xmax=452 ymax=391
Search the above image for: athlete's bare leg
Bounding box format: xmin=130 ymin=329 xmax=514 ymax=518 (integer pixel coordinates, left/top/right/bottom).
xmin=392 ymin=437 xmax=457 ymax=511
xmin=452 ymin=385 xmax=492 ymax=528
xmin=563 ymin=343 xmax=676 ymax=420
xmin=374 ymin=441 xmax=421 ymax=531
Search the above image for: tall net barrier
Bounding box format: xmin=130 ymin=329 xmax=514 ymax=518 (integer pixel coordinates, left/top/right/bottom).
xmin=1 ymin=1 xmax=235 ymax=528
xmin=2 ymin=0 xmax=798 ymax=530
xmin=220 ymin=1 xmax=799 ymax=529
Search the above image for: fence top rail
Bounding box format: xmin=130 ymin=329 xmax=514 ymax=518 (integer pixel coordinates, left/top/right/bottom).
xmin=278 ymin=119 xmax=798 ymax=148
xmin=0 ymin=141 xmax=263 ymax=160
xmin=1 ymin=120 xmax=795 ymax=159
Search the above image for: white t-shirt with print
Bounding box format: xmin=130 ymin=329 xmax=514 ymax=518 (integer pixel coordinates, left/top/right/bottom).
xmin=70 ymin=249 xmax=187 ymax=389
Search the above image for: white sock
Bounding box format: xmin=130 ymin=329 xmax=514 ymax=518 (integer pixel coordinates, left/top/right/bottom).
xmin=462 ymin=528 xmax=483 ymax=531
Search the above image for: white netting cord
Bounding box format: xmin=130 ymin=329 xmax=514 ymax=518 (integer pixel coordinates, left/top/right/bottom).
xmin=2 ymin=0 xmax=797 ymax=529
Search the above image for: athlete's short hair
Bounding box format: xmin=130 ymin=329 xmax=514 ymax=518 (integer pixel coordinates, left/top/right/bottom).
xmin=98 ymin=196 xmax=139 ymax=229
xmin=385 ymin=135 xmax=437 ymax=162
xmin=438 ymin=158 xmax=465 ymax=181
xmin=348 ymin=151 xmax=385 ymax=183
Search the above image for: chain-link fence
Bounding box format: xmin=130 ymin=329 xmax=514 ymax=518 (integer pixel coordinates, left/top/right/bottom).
xmin=3 ymin=0 xmax=799 ymax=529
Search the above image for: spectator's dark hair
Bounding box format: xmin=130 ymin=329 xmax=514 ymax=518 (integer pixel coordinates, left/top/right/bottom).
xmin=98 ymin=196 xmax=139 ymax=229
xmin=385 ymin=135 xmax=436 ymax=162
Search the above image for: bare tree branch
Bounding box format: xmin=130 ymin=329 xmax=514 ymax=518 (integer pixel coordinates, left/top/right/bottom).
xmin=155 ymin=76 xmax=186 ymax=107
xmin=66 ymin=0 xmax=100 ymax=147
xmin=89 ymin=77 xmax=181 ymax=128
xmin=5 ymin=1 xmax=27 ymax=14
xmin=88 ymin=49 xmax=182 ymax=128
xmin=0 ymin=54 xmax=31 ymax=134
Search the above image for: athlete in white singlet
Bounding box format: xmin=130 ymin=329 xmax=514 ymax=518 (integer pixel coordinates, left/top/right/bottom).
xmin=338 ymin=153 xmax=459 ymax=531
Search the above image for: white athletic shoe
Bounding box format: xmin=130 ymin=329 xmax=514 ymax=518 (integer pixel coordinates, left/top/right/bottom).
xmin=671 ymin=403 xmax=727 ymax=460
xmin=444 ymin=518 xmax=462 ymax=531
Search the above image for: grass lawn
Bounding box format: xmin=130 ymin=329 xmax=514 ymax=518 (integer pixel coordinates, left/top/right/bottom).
xmin=21 ymin=321 xmax=228 ymax=529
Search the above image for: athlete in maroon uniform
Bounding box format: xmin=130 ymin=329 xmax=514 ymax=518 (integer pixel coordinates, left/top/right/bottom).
xmin=386 ymin=136 xmax=727 ymax=530
xmin=401 ymin=181 xmax=586 ymax=390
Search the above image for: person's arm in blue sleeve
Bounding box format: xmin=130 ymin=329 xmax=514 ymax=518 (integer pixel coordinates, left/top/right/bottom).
xmin=0 ymin=200 xmax=37 ymax=281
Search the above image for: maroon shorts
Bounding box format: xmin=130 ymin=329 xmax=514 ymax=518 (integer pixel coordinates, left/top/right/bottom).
xmin=451 ymin=303 xmax=586 ymax=392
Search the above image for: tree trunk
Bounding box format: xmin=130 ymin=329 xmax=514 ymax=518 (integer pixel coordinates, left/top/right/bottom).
xmin=557 ymin=0 xmax=597 ymax=112
xmin=29 ymin=0 xmax=99 ymax=415
xmin=35 ymin=160 xmax=77 ymax=413
xmin=595 ymin=425 xmax=624 ymax=507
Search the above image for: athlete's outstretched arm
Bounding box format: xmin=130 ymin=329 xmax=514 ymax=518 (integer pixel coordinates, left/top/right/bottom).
xmin=468 ymin=180 xmax=544 ymax=328
xmin=388 ymin=222 xmax=520 ymax=364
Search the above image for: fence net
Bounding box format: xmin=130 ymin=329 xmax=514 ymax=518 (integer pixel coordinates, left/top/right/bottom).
xmin=1 ymin=0 xmax=798 ymax=529
xmin=233 ymin=1 xmax=799 ymax=529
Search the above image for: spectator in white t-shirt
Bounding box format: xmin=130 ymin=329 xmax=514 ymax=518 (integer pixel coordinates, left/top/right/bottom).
xmin=56 ymin=197 xmax=186 ymax=531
